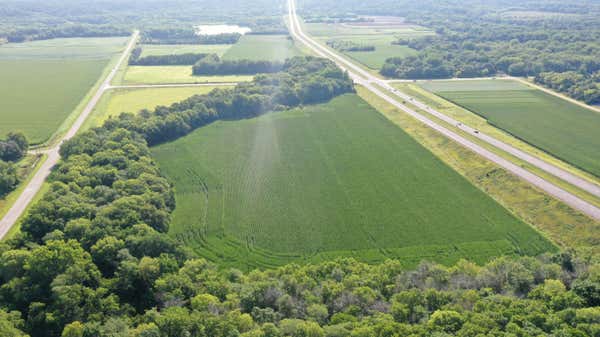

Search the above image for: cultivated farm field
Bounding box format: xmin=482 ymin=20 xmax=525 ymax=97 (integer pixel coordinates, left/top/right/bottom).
xmin=139 ymin=44 xmax=233 ymax=57
xmin=152 ymin=94 xmax=555 ymax=270
xmin=222 ymin=34 xmax=303 ymax=61
xmin=0 ymin=37 xmax=127 ymax=59
xmin=0 ymin=37 xmax=128 ymax=143
xmin=333 ymin=35 xmax=416 ymax=69
xmin=420 ymin=79 xmax=600 ymax=177
xmin=84 ymin=86 xmax=231 ymax=130
xmin=306 ymin=20 xmax=432 ymax=69
xmin=123 ymin=66 xmax=253 ymax=84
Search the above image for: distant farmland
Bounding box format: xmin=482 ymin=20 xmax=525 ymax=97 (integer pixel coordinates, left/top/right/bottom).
xmin=0 ymin=37 xmax=127 ymax=143
xmin=152 ymin=94 xmax=554 ymax=269
xmin=420 ymin=79 xmax=600 ymax=177
xmin=306 ymin=20 xmax=432 ymax=70
xmin=140 ymin=44 xmax=232 ymax=57
xmin=123 ymin=66 xmax=253 ymax=84
xmin=342 ymin=38 xmax=416 ymax=69
xmin=222 ymin=35 xmax=303 ymax=61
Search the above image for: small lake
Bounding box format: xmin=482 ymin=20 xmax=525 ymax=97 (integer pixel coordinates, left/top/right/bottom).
xmin=195 ymin=25 xmax=252 ymax=36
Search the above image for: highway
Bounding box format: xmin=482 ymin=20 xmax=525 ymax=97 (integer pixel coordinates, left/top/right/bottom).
xmin=0 ymin=31 xmax=139 ymax=239
xmin=287 ymin=0 xmax=600 ymax=221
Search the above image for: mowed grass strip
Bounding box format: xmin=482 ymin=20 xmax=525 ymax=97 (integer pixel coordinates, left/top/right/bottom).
xmin=123 ymin=66 xmax=253 ymax=84
xmin=84 ymin=86 xmax=231 ymax=130
xmin=152 ymin=94 xmax=554 ymax=268
xmin=222 ymin=34 xmax=303 ymax=61
xmin=139 ymin=44 xmax=232 ymax=57
xmin=0 ymin=59 xmax=108 ymax=143
xmin=421 ymin=79 xmax=600 ymax=177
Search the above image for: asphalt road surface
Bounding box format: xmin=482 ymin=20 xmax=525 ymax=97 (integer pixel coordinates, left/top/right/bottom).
xmin=287 ymin=0 xmax=600 ymax=221
xmin=0 ymin=31 xmax=139 ymax=239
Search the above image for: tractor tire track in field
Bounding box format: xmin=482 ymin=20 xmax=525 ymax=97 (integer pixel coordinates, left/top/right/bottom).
xmin=0 ymin=31 xmax=139 ymax=239
xmin=288 ymin=0 xmax=600 ymax=221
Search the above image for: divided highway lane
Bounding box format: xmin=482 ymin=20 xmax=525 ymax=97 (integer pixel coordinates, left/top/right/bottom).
xmin=287 ymin=0 xmax=600 ymax=221
xmin=0 ymin=31 xmax=139 ymax=239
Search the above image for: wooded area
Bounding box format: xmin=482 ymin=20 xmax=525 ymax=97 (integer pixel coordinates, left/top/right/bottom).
xmin=0 ymin=132 xmax=28 ymax=196
xmin=129 ymin=47 xmax=209 ymax=66
xmin=192 ymin=54 xmax=283 ymax=76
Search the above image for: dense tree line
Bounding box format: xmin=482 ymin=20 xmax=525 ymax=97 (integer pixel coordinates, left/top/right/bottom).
xmin=0 ymin=160 xmax=18 ymax=196
xmin=140 ymin=29 xmax=242 ymax=45
xmin=380 ymin=32 xmax=600 ymax=82
xmin=2 ymin=246 xmax=600 ymax=337
xmin=326 ymin=40 xmax=375 ymax=52
xmin=192 ymin=54 xmax=283 ymax=76
xmin=535 ymin=72 xmax=600 ymax=105
xmin=4 ymin=25 xmax=130 ymax=43
xmin=0 ymin=132 xmax=28 ymax=196
xmin=129 ymin=47 xmax=209 ymax=66
xmin=0 ymin=132 xmax=28 ymax=162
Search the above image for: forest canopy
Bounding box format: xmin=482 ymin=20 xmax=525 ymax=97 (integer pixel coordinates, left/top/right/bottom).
xmin=0 ymin=132 xmax=28 ymax=196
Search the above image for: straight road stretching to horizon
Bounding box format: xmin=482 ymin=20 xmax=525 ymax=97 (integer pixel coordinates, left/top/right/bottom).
xmin=0 ymin=31 xmax=139 ymax=239
xmin=287 ymin=0 xmax=600 ymax=221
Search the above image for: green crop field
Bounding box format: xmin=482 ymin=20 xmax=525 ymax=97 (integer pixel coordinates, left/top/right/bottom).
xmin=84 ymin=86 xmax=231 ymax=130
xmin=0 ymin=37 xmax=128 ymax=59
xmin=328 ymin=35 xmax=417 ymax=69
xmin=140 ymin=44 xmax=232 ymax=57
xmin=305 ymin=22 xmax=432 ymax=70
xmin=152 ymin=94 xmax=554 ymax=270
xmin=420 ymin=79 xmax=600 ymax=177
xmin=123 ymin=66 xmax=254 ymax=84
xmin=0 ymin=37 xmax=127 ymax=143
xmin=222 ymin=34 xmax=303 ymax=61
